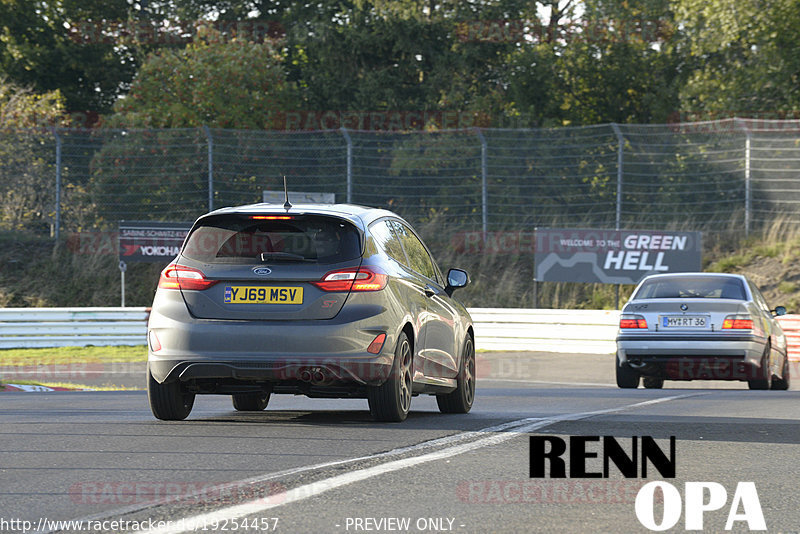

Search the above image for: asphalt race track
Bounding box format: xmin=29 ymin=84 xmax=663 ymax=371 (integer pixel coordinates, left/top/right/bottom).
xmin=1 ymin=353 xmax=799 ymax=533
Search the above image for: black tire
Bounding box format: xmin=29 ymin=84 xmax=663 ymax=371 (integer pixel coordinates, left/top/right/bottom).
xmin=147 ymin=364 xmax=195 ymax=421
xmin=748 ymin=344 xmax=773 ymax=390
xmin=642 ymin=377 xmax=664 ymax=389
xmin=437 ymin=335 xmax=476 ymax=414
xmin=616 ymin=354 xmax=640 ymax=389
xmin=232 ymin=391 xmax=271 ymax=411
xmin=771 ymin=354 xmax=791 ymax=390
xmin=368 ymin=331 xmax=413 ymax=422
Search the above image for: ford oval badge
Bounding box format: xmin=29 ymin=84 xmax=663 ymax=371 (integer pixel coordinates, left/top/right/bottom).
xmin=253 ymin=267 xmax=272 ymax=276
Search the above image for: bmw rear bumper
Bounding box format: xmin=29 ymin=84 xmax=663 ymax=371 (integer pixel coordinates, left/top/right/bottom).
xmin=616 ymin=334 xmax=767 ymax=380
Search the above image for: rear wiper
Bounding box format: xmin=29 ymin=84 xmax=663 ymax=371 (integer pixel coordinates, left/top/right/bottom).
xmin=259 ymin=251 xmax=314 ymax=262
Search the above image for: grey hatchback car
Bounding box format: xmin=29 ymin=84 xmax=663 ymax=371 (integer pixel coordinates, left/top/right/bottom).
xmin=146 ymin=203 xmax=474 ymax=422
xmin=616 ymin=272 xmax=790 ymax=390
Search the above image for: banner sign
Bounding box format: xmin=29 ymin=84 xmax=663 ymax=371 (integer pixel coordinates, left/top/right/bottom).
xmin=263 ymin=190 xmax=335 ymax=204
xmin=118 ymin=221 xmax=192 ymax=263
xmin=534 ymin=228 xmax=702 ymax=285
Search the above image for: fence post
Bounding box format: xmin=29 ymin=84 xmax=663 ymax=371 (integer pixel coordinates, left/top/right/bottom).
xmin=610 ymin=123 xmax=624 ymax=231
xmin=203 ymin=125 xmax=214 ymax=211
xmin=341 ymin=127 xmax=353 ymax=203
xmin=745 ymin=131 xmax=752 ymax=236
xmin=53 ymin=127 xmax=62 ymax=241
xmin=743 ymin=121 xmax=752 ymax=236
xmin=733 ymin=118 xmax=752 ymax=235
xmin=474 ymin=128 xmax=488 ymax=238
xmin=610 ymin=123 xmax=625 ymax=309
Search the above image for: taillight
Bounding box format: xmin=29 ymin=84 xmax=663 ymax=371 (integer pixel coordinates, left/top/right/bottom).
xmin=619 ymin=315 xmax=648 ymax=329
xmin=311 ymin=267 xmax=388 ymax=292
xmin=158 ymin=264 xmax=219 ymax=291
xmin=722 ymin=316 xmax=754 ymax=330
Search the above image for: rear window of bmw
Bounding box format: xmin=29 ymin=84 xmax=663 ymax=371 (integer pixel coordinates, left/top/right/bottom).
xmin=181 ymin=214 xmax=362 ymax=264
xmin=634 ymin=276 xmax=746 ymax=300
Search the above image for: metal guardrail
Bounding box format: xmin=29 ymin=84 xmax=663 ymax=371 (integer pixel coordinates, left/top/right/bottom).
xmin=0 ymin=306 xmax=618 ymax=352
xmin=0 ymin=307 xmax=149 ymax=349
xmin=1 ymin=307 xmax=798 ymax=359
xmin=469 ymin=308 xmax=620 ymax=354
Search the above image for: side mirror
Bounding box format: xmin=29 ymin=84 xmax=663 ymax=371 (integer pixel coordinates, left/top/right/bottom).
xmin=773 ymin=305 xmax=787 ymax=316
xmin=445 ymin=268 xmax=470 ymax=297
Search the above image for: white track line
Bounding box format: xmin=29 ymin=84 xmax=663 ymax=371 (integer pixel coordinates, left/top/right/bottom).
xmin=140 ymin=394 xmax=701 ymax=534
xmin=482 ymin=378 xmax=617 ymax=387
xmin=54 ymin=417 xmax=551 ymax=529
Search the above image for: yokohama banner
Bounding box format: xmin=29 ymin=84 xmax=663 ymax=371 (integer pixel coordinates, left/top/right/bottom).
xmin=118 ymin=222 xmax=192 ymax=263
xmin=534 ymin=228 xmax=702 ymax=285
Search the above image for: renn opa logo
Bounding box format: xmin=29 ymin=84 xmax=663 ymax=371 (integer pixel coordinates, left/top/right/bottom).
xmin=529 ymin=436 xmax=766 ymax=531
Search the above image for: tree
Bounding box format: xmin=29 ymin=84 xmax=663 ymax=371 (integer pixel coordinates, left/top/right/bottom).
xmin=500 ymin=0 xmax=681 ymax=126
xmin=0 ymin=78 xmax=68 ymax=128
xmin=0 ymin=78 xmax=68 ymax=232
xmin=108 ymin=27 xmax=295 ymax=128
xmin=0 ymin=0 xmax=139 ymax=114
xmin=92 ymin=28 xmax=302 ymax=225
xmin=673 ymin=0 xmax=800 ymax=117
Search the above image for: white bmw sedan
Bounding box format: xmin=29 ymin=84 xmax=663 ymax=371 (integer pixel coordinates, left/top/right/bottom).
xmin=616 ymin=272 xmax=790 ymax=390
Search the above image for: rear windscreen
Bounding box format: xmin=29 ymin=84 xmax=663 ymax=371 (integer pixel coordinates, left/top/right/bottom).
xmin=634 ymin=277 xmax=746 ymax=300
xmin=181 ymin=215 xmax=361 ymax=264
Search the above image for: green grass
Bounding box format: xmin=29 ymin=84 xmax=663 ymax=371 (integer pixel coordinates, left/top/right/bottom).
xmin=708 ymin=253 xmax=754 ymax=273
xmin=753 ymin=244 xmax=782 ymax=258
xmin=0 ymin=345 xmax=147 ymax=391
xmin=0 ymin=345 xmax=147 ymax=366
xmin=778 ymin=281 xmax=798 ymax=294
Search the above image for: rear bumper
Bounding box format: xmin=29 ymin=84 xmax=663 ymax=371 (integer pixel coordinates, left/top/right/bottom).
xmin=148 ymin=354 xmax=393 ymax=386
xmin=147 ymin=293 xmax=400 ymax=386
xmin=616 ymin=335 xmax=767 ymax=380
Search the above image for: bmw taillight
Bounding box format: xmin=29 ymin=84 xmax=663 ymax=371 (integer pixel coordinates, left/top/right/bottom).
xmin=722 ymin=315 xmax=754 ymax=330
xmin=311 ymin=267 xmax=388 ymax=292
xmin=158 ymin=264 xmax=219 ymax=291
xmin=619 ymin=315 xmax=648 ymax=329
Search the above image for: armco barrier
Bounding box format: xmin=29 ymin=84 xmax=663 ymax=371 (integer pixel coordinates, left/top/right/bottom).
xmin=0 ymin=307 xmax=149 ymax=348
xmin=0 ymin=306 xmax=619 ymax=353
xmin=468 ymin=308 xmax=619 ymax=354
xmin=0 ymin=307 xmax=798 ymax=359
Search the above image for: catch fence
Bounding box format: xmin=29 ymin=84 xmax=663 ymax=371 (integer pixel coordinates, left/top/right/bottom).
xmin=2 ymin=118 xmax=800 ymax=240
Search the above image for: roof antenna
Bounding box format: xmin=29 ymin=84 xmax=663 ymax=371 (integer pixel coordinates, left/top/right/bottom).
xmin=282 ymin=175 xmax=292 ymax=211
